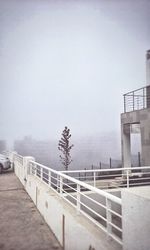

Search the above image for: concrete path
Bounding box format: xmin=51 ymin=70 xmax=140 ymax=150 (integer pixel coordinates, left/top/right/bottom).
xmin=0 ymin=171 xmax=62 ymax=250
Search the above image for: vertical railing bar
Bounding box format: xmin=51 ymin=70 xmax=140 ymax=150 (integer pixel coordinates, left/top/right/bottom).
xmin=133 ymin=91 xmax=135 ymax=111
xmin=77 ymin=184 xmax=81 ymax=213
xmin=124 ymin=94 xmax=126 ymax=112
xmin=143 ymin=87 xmax=145 ymax=108
xmin=41 ymin=166 xmax=43 ymax=180
xmin=60 ymin=176 xmax=63 ymax=195
xmin=127 ymin=170 xmax=129 ymax=188
xmin=106 ymin=198 xmax=112 ymax=237
xmin=49 ymin=170 xmax=51 ymax=187
xmin=94 ymin=172 xmax=96 ymax=187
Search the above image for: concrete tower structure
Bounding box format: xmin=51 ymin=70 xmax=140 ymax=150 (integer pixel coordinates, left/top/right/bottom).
xmin=121 ymin=50 xmax=150 ymax=168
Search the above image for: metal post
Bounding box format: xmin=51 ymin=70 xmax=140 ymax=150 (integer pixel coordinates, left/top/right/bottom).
xmin=138 ymin=152 xmax=141 ymax=167
xmin=91 ymin=165 xmax=94 ymax=181
xmin=124 ymin=95 xmax=126 ymax=113
xmin=60 ymin=176 xmax=63 ymax=195
xmin=84 ymin=168 xmax=86 ymax=180
xmin=127 ymin=170 xmax=129 ymax=188
xmin=99 ymin=162 xmax=101 ymax=169
xmin=109 ymin=158 xmax=112 ymax=169
xmin=57 ymin=175 xmax=59 ymax=191
xmin=41 ymin=167 xmax=43 ymax=180
xmin=35 ymin=164 xmax=37 ymax=176
xmin=49 ymin=170 xmax=51 ymax=187
xmin=93 ymin=172 xmax=96 ymax=187
xmin=143 ymin=87 xmax=145 ymax=108
xmin=77 ymin=184 xmax=81 ymax=213
xmin=133 ymin=91 xmax=135 ymax=111
xmin=106 ymin=198 xmax=112 ymax=237
xmin=137 ymin=96 xmax=139 ymax=110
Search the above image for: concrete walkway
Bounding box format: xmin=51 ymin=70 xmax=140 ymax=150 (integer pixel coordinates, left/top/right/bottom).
xmin=0 ymin=171 xmax=62 ymax=250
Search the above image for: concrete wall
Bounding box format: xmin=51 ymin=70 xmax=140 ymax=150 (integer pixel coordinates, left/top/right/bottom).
xmin=121 ymin=108 xmax=150 ymax=166
xmin=14 ymin=157 xmax=121 ymax=250
xmin=122 ymin=186 xmax=150 ymax=250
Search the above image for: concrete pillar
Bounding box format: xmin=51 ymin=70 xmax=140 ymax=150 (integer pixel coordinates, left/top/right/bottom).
xmin=140 ymin=120 xmax=150 ymax=166
xmin=121 ymin=124 xmax=131 ymax=168
xmin=23 ymin=156 xmax=35 ymax=186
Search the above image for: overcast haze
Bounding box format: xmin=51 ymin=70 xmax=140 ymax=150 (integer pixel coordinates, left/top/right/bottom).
xmin=0 ymin=0 xmax=150 ymax=147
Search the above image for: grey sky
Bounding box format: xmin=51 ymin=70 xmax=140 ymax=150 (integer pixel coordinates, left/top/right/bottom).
xmin=0 ymin=0 xmax=150 ymax=144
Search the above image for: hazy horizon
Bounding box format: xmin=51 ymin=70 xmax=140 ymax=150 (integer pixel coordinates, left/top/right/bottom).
xmin=0 ymin=0 xmax=149 ymax=147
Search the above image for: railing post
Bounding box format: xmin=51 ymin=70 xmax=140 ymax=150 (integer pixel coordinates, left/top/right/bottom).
xmin=133 ymin=91 xmax=135 ymax=111
xmin=106 ymin=198 xmax=112 ymax=237
xmin=137 ymin=96 xmax=139 ymax=110
xmin=93 ymin=172 xmax=96 ymax=187
xmin=77 ymin=184 xmax=81 ymax=213
xmin=34 ymin=164 xmax=36 ymax=176
xmin=143 ymin=87 xmax=145 ymax=108
xmin=41 ymin=166 xmax=43 ymax=180
xmin=57 ymin=175 xmax=60 ymax=191
xmin=109 ymin=157 xmax=112 ymax=168
xmin=35 ymin=164 xmax=37 ymax=177
xmin=124 ymin=95 xmax=126 ymax=112
xmin=127 ymin=170 xmax=129 ymax=188
xmin=60 ymin=176 xmax=63 ymax=195
xmin=49 ymin=170 xmax=51 ymax=187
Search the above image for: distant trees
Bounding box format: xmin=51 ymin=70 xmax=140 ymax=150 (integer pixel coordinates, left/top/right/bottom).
xmin=58 ymin=126 xmax=74 ymax=170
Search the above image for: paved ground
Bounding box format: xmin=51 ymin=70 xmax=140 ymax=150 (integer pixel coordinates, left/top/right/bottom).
xmin=0 ymin=171 xmax=62 ymax=250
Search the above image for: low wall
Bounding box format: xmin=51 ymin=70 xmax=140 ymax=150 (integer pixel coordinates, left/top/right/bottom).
xmin=14 ymin=156 xmax=121 ymax=250
xmin=122 ymin=186 xmax=150 ymax=250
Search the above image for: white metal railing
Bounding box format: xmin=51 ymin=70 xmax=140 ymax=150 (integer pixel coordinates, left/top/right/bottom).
xmin=17 ymin=158 xmax=122 ymax=245
xmin=14 ymin=154 xmax=23 ymax=165
xmin=61 ymin=166 xmax=150 ymax=189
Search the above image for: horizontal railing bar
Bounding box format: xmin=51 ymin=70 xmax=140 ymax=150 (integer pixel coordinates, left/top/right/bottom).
xmin=128 ymin=181 xmax=150 ymax=186
xmin=30 ymin=161 xmax=122 ymax=205
xmin=123 ymin=85 xmax=150 ymax=96
xmin=69 ymin=173 xmax=123 ymax=179
xmin=108 ymin=221 xmax=122 ymax=233
xmin=80 ymin=201 xmax=107 ymax=222
xmin=60 ymin=182 xmax=78 ymax=193
xmin=79 ymin=192 xmax=107 ymax=210
xmin=108 ymin=209 xmax=122 ymax=219
xmin=62 ymin=189 xmax=78 ymax=202
xmin=109 ymin=233 xmax=123 ymax=246
xmin=125 ymin=94 xmax=148 ymax=97
xmin=61 ymin=166 xmax=150 ymax=174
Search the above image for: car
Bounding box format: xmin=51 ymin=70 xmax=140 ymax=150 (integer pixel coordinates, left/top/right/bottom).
xmin=0 ymin=154 xmax=11 ymax=174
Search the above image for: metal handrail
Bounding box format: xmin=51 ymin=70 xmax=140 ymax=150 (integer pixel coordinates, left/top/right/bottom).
xmin=30 ymin=160 xmax=122 ymax=204
xmin=123 ymin=85 xmax=150 ymax=112
xmin=61 ymin=165 xmax=150 ymax=173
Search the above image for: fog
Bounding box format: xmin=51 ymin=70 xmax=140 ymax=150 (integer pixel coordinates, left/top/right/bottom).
xmin=0 ymin=0 xmax=149 ymax=166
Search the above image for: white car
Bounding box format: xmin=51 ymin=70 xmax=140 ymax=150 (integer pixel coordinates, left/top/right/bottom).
xmin=0 ymin=154 xmax=11 ymax=174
